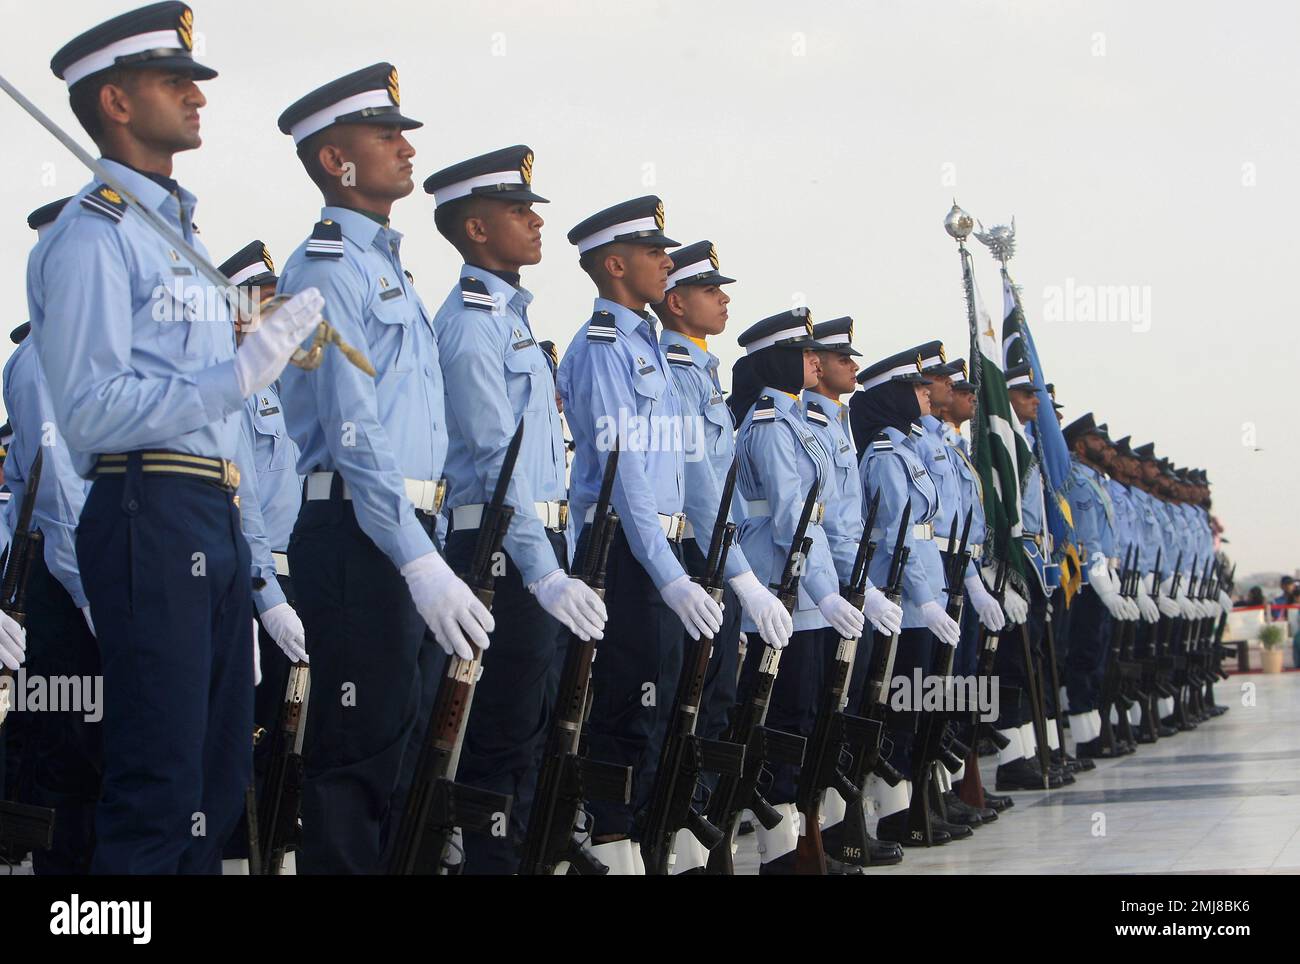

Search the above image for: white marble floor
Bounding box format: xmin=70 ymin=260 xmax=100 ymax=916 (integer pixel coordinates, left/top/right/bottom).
xmin=732 ymin=673 xmax=1300 ymax=875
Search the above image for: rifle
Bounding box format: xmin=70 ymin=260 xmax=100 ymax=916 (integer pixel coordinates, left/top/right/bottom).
xmin=905 ymin=509 xmax=972 ymax=845
xmin=0 ymin=448 xmax=55 ymax=860
xmin=257 ymin=660 xmax=310 ymax=874
xmin=957 ymin=561 xmax=1010 ymax=809
xmin=640 ymin=461 xmax=746 ymax=875
xmin=832 ymin=501 xmax=911 ymax=865
xmin=518 ymin=442 xmax=633 ymax=875
xmin=1099 ymin=546 xmax=1139 ymax=752
xmin=793 ymin=492 xmax=882 ymax=874
xmin=1169 ymin=554 xmax=1199 ymax=730
xmin=387 ymin=423 xmax=524 ymax=874
xmin=703 ymin=485 xmax=820 ymax=874
xmin=1137 ymin=547 xmax=1168 ymax=742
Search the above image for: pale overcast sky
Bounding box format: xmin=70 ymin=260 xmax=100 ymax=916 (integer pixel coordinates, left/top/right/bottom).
xmin=0 ymin=0 xmax=1295 ymax=577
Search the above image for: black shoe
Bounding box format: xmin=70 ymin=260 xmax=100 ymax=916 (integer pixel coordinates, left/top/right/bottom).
xmin=1075 ymin=737 xmax=1123 ymax=760
xmin=995 ymin=757 xmax=1060 ymax=791
xmin=738 ymin=819 xmax=754 ymax=836
xmin=944 ymin=791 xmax=997 ymax=824
xmin=1209 ymin=704 xmax=1228 ymax=717
xmin=825 ymin=855 xmax=865 ymax=875
xmin=977 ymin=737 xmax=999 ymax=757
xmin=758 ymin=850 xmax=797 ymax=875
xmin=1157 ymin=723 xmax=1178 ymax=737
xmin=876 ymin=810 xmax=952 ymax=847
xmin=1050 ymin=765 xmax=1076 ymax=785
xmin=932 ymin=815 xmax=974 ymax=840
xmin=820 ymin=820 xmax=905 ymax=867
xmin=1136 ymin=730 xmax=1157 ymax=744
xmin=982 ymin=791 xmax=1015 ymax=811
xmin=867 ymin=836 xmax=905 ymax=865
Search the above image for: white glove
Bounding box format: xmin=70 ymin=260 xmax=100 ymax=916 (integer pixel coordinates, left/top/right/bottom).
xmin=261 ymin=601 xmax=309 ymax=663
xmin=252 ymin=622 xmax=263 ymax=687
xmin=818 ymin=592 xmax=866 ymax=639
xmin=964 ymin=572 xmax=1005 ymax=632
xmin=530 ymin=569 xmax=607 ymax=642
xmin=1218 ymin=590 xmax=1234 ymax=617
xmin=660 ymin=575 xmax=724 ymax=640
xmin=862 ymin=586 xmax=903 ymax=636
xmin=1136 ymin=575 xmax=1160 ymax=623
xmin=401 ymin=551 xmax=495 ymax=659
xmin=1175 ymin=584 xmax=1198 ymax=620
xmin=1122 ymin=596 xmax=1141 ymax=621
xmin=0 ymin=611 xmax=26 ymax=671
xmin=1156 ymin=578 xmax=1181 ymax=619
xmin=234 ymin=287 xmax=325 ymax=397
xmin=1090 ymin=557 xmax=1128 ymax=620
xmin=1003 ymin=585 xmax=1029 ymax=624
xmin=920 ymin=600 xmax=961 ymax=647
xmin=80 ymin=605 xmax=96 ymax=637
xmin=729 ymin=570 xmax=792 ymax=649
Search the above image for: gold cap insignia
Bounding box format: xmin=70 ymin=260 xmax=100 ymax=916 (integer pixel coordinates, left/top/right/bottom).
xmin=708 ymin=244 xmax=719 ymax=270
xmin=261 ymin=245 xmax=274 ymax=274
xmin=915 ymin=353 xmax=924 ymax=372
xmin=938 ymin=344 xmax=947 ymax=362
xmin=960 ymin=359 xmax=968 ymax=378
xmin=520 ymin=150 xmax=534 ymax=185
xmin=177 ymin=8 xmax=194 ymax=51
xmin=99 ymin=187 xmax=122 ymax=204
xmin=653 ymin=200 xmax=665 ymax=231
xmin=387 ymin=67 xmax=401 ymax=106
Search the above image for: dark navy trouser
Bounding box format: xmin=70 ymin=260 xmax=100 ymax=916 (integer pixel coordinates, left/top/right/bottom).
xmin=736 ymin=627 xmax=824 ymax=806
xmin=880 ymin=627 xmax=934 ymax=777
xmin=1065 ymin=587 xmax=1112 ymax=713
xmin=15 ymin=547 xmax=102 ymax=874
xmin=678 ymin=539 xmax=741 ymax=763
xmin=576 ymin=528 xmax=685 ymax=839
xmin=78 ymin=469 xmax=252 ymax=874
xmin=290 ymin=494 xmax=426 ymax=874
xmin=443 ymin=528 xmax=566 ymax=875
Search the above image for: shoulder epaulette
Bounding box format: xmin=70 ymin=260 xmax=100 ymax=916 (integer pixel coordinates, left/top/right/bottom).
xmin=586 ymin=310 xmax=617 ymax=344
xmin=80 ymin=185 xmax=127 ymax=223
xmin=752 ymin=395 xmax=776 ymax=423
xmin=665 ymin=344 xmax=692 ymax=366
xmin=459 ymin=276 xmax=495 ymax=312
xmin=805 ymin=401 xmax=829 ymax=426
xmin=305 ymin=219 xmax=344 ymax=259
xmin=870 ymin=431 xmax=894 ymax=452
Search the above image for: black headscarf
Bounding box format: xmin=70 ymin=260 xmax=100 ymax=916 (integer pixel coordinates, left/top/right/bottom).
xmin=849 ymin=380 xmax=922 ymax=459
xmin=728 ymin=346 xmax=806 ymax=422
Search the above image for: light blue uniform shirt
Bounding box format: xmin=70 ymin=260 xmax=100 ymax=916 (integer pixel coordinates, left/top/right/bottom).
xmin=240 ymin=382 xmax=301 ymax=612
xmin=1106 ymin=478 xmax=1138 ymax=567
xmin=661 ymin=329 xmax=750 ymax=580
xmin=2 ymin=338 xmax=91 ymax=606
xmin=734 ymin=391 xmax=837 ymax=631
xmin=277 ymin=207 xmax=446 ymax=568
xmin=1064 ymin=459 xmax=1116 ymax=578
xmin=801 ymin=391 xmax=864 ymax=586
xmin=433 ymin=265 xmax=567 ymax=587
xmin=860 ymin=425 xmax=944 ymax=629
xmin=1129 ymin=486 xmax=1166 ymax=577
xmin=943 ymin=424 xmax=988 ymax=566
xmin=558 ymin=299 xmax=687 ymax=590
xmin=26 ymin=159 xmax=245 ymax=477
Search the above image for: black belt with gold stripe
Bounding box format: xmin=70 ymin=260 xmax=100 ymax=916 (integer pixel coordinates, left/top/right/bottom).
xmin=94 ymin=451 xmax=241 ymax=492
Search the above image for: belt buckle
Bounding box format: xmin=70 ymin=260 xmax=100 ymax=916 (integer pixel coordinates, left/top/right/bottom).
xmin=667 ymin=512 xmax=686 ymax=543
xmin=221 ymin=459 xmax=241 ymax=491
xmin=812 ymin=503 xmax=825 ymax=526
xmin=432 ymin=479 xmax=447 ymax=514
xmin=557 ymin=500 xmax=569 ymax=530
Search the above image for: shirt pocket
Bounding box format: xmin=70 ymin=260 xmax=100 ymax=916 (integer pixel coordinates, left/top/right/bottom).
xmin=366 ymin=298 xmax=413 ymax=375
xmin=504 ymin=344 xmax=547 ymax=414
xmin=703 ymin=395 xmax=732 ymax=457
xmin=144 ymin=272 xmax=206 ymax=360
xmin=251 ymin=406 xmax=289 ymax=474
xmin=631 ymin=364 xmax=667 ymax=414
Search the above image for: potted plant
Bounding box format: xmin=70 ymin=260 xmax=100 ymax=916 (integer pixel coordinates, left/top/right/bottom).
xmin=1259 ymin=622 xmax=1286 ymax=674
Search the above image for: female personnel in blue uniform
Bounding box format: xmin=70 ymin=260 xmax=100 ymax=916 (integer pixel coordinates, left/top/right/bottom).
xmin=729 ymin=311 xmax=865 ymax=875
xmin=850 ymin=349 xmax=962 ymax=846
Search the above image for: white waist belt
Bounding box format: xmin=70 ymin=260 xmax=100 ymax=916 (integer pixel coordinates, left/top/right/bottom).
xmin=933 ymin=536 xmax=984 ymax=560
xmin=870 ymin=523 xmax=934 ymax=542
xmin=453 ymin=500 xmax=568 ymax=532
xmin=305 ymin=472 xmax=446 ymax=515
xmin=271 ymin=551 xmax=290 ymax=577
xmin=745 ymin=499 xmax=826 ymax=525
xmin=583 ymin=505 xmax=687 ymax=542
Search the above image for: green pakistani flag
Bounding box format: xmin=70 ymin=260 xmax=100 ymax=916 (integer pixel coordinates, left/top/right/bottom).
xmin=962 ymin=246 xmax=1031 ymax=568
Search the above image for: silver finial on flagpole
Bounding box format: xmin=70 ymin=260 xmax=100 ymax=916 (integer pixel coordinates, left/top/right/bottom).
xmin=944 ymin=200 xmax=974 ymax=242
xmin=974 ymin=217 xmax=1016 ymax=264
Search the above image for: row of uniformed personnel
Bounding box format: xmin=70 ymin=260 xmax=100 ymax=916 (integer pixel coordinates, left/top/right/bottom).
xmin=0 ymin=1 xmax=1230 ymax=875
